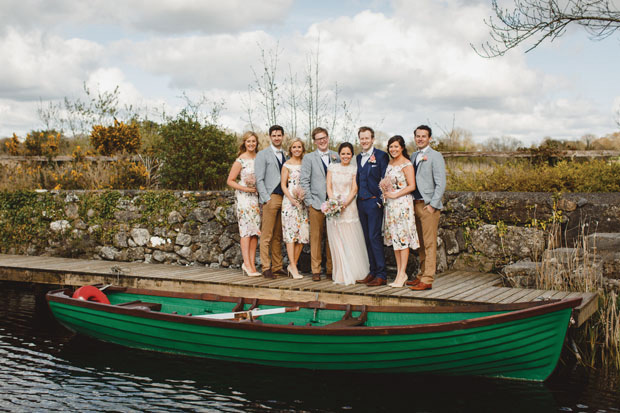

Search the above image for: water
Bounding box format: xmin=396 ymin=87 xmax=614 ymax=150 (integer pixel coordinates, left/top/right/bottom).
xmin=1 ymin=282 xmax=618 ymax=412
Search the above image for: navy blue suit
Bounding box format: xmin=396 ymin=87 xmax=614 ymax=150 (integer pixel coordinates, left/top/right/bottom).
xmin=356 ymin=149 xmax=389 ymax=279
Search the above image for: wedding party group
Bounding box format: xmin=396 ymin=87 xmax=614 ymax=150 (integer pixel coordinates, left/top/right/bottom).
xmin=226 ymin=124 xmax=446 ymax=291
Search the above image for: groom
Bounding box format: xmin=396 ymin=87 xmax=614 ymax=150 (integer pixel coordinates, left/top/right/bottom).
xmin=355 ymin=126 xmax=389 ymax=287
xmin=408 ymin=125 xmax=446 ymax=291
xmin=300 ymin=127 xmax=339 ymax=281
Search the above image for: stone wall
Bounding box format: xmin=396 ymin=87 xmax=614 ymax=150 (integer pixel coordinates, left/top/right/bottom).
xmin=2 ymin=190 xmax=619 ymax=277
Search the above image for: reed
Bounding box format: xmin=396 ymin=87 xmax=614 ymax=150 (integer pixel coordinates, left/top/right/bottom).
xmin=536 ymin=223 xmax=620 ymax=369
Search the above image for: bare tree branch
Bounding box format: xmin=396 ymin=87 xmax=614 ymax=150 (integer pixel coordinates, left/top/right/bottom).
xmin=474 ymin=0 xmax=620 ymax=58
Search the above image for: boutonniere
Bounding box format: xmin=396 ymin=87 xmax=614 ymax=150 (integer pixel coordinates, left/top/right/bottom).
xmin=421 ymin=155 xmax=428 ymax=162
xmin=369 ymin=154 xmax=376 ymax=164
xmin=330 ymin=154 xmax=338 ymax=162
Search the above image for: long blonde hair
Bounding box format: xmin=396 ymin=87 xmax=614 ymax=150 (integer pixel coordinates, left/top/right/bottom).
xmin=238 ymin=131 xmax=259 ymax=157
xmin=287 ymin=138 xmax=306 ymax=159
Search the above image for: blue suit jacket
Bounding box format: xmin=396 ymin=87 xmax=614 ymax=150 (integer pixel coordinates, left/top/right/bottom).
xmin=356 ymin=148 xmax=389 ymax=201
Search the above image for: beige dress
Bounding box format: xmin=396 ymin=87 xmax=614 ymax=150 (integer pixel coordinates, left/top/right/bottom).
xmin=281 ymin=164 xmax=309 ymax=244
xmin=383 ymin=162 xmax=419 ymax=250
xmin=326 ymin=163 xmax=370 ymax=285
xmin=235 ymin=158 xmax=260 ymax=237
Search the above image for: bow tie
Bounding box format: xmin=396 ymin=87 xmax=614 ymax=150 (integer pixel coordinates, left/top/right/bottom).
xmin=362 ymin=152 xmax=371 ymax=157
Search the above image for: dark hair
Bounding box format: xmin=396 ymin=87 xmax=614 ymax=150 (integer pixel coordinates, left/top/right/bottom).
xmin=414 ymin=124 xmax=432 ymax=137
xmin=269 ymin=125 xmax=284 ymax=136
xmin=338 ymin=142 xmax=354 ymax=155
xmin=357 ymin=126 xmax=375 ymax=139
xmin=387 ymin=135 xmax=410 ymax=160
xmin=311 ymin=127 xmax=329 ymax=140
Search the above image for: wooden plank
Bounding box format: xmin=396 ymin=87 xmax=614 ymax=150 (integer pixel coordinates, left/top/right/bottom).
xmin=497 ymin=288 xmax=536 ymax=304
xmin=486 ymin=288 xmax=526 ymax=303
xmin=448 ymin=283 xmax=503 ymax=302
xmin=435 ymin=275 xmax=503 ymax=300
xmin=414 ymin=272 xmax=485 ymax=299
xmin=459 ymin=286 xmax=503 ymax=302
xmin=470 ymin=287 xmax=512 ymax=302
xmin=514 ymin=289 xmax=550 ymax=303
xmin=573 ymin=292 xmax=599 ymax=327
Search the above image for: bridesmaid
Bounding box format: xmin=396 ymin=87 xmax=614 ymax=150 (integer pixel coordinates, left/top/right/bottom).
xmin=281 ymin=138 xmax=309 ymax=279
xmin=383 ymin=135 xmax=420 ymax=287
xmin=226 ymin=131 xmax=261 ymax=277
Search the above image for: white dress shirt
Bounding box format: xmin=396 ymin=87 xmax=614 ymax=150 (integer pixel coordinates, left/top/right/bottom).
xmin=271 ymin=144 xmax=284 ymax=163
xmin=360 ymin=147 xmax=375 ymax=167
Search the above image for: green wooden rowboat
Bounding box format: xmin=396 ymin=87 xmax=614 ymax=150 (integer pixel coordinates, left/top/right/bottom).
xmin=46 ymin=285 xmax=582 ymax=382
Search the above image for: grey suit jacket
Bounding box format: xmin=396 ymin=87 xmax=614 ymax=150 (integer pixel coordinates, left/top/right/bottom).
xmin=300 ymin=150 xmax=339 ymax=210
xmin=255 ymin=147 xmax=286 ymax=204
xmin=413 ymin=147 xmax=446 ymax=210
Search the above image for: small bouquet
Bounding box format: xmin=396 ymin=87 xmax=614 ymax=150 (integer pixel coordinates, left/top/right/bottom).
xmin=379 ymin=176 xmax=394 ymax=195
xmin=291 ymin=186 xmax=305 ymax=203
xmin=321 ymin=198 xmax=343 ymax=219
xmin=244 ymin=173 xmax=256 ymax=188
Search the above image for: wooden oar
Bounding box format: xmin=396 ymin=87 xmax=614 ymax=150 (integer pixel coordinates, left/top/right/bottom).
xmin=195 ymin=306 xmax=300 ymax=320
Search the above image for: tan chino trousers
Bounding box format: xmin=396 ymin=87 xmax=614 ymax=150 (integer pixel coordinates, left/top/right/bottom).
xmin=309 ymin=206 xmax=332 ymax=275
xmin=414 ymin=201 xmax=441 ymax=285
xmin=260 ymin=194 xmax=283 ymax=272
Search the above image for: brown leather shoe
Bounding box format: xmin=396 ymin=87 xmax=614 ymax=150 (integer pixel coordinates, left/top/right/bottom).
xmin=357 ymin=274 xmax=375 ymax=284
xmin=406 ymin=278 xmax=421 ymax=286
xmin=325 ymin=273 xmax=332 ymax=280
xmin=312 ymin=273 xmax=321 ymax=281
xmin=263 ymin=269 xmax=276 ymax=279
xmin=273 ymin=268 xmax=288 ymax=277
xmin=410 ymin=282 xmax=432 ymax=291
xmin=367 ymin=277 xmax=387 ymax=287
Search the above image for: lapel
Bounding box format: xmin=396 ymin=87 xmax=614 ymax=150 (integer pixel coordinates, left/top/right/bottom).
xmin=364 ymin=148 xmax=374 ymax=177
xmin=316 ymin=151 xmax=326 ymax=177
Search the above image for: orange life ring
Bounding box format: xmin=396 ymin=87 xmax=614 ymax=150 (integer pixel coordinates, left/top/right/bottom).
xmin=72 ymin=285 xmax=110 ymax=304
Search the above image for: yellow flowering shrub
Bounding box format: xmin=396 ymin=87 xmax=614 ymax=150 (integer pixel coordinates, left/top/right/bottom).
xmin=90 ymin=120 xmax=141 ymax=155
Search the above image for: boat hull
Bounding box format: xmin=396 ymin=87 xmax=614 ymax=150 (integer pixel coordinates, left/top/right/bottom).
xmin=47 ymin=289 xmax=578 ymax=381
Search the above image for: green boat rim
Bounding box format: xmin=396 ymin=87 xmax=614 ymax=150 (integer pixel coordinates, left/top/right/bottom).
xmin=46 ymin=286 xmax=582 ymax=336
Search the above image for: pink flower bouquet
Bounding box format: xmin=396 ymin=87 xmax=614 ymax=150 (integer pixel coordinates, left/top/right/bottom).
xmin=291 ymin=186 xmax=305 ymax=203
xmin=379 ymin=176 xmax=394 ymax=195
xmin=244 ymin=173 xmax=256 ymax=188
xmin=321 ymin=198 xmax=343 ymax=219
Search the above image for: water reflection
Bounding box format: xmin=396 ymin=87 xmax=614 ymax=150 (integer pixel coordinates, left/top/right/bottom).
xmin=1 ymin=282 xmax=618 ymax=412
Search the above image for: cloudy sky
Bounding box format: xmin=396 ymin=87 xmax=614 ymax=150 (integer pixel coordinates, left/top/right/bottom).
xmin=1 ymin=0 xmax=619 ymax=146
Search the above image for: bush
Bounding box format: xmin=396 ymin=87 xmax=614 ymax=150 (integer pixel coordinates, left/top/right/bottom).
xmin=156 ymin=115 xmax=236 ymax=190
xmin=448 ymin=160 xmax=620 ymax=192
xmin=24 ymin=130 xmax=66 ymax=157
xmin=90 ymin=120 xmax=141 ymax=155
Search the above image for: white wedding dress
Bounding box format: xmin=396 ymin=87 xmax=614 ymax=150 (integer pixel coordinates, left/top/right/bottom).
xmin=326 ymin=163 xmax=370 ymax=285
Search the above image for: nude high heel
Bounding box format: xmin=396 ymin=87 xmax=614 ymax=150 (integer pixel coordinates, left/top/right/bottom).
xmin=287 ymin=265 xmax=303 ymax=279
xmin=389 ymin=273 xmax=407 ymax=288
xmin=243 ymin=263 xmax=261 ymax=277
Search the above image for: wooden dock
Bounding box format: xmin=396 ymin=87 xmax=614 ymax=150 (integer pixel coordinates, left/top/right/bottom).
xmin=0 ymin=253 xmax=598 ymax=326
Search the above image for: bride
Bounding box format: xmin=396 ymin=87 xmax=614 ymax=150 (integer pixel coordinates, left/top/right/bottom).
xmin=325 ymin=142 xmax=370 ymax=285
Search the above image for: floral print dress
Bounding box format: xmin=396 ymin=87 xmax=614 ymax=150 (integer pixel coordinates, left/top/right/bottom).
xmin=383 ymin=162 xmax=419 ymax=250
xmin=235 ymin=158 xmax=260 ymax=237
xmin=281 ymin=163 xmax=309 ymax=244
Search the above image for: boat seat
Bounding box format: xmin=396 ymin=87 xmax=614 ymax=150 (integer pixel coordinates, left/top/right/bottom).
xmin=325 ymin=304 xmax=367 ymax=328
xmin=117 ymin=300 xmax=162 ymax=311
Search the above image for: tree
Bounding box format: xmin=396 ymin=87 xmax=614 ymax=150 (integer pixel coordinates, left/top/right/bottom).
xmin=475 ymin=0 xmax=620 ymax=57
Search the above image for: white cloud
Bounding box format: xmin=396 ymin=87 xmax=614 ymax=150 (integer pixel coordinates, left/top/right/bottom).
xmin=115 ymin=30 xmax=273 ymax=90
xmin=0 ymin=0 xmax=293 ymax=34
xmin=0 ymin=27 xmax=102 ymax=100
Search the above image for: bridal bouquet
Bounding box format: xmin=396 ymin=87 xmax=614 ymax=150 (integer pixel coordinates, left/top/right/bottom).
xmin=321 ymin=198 xmax=343 ymax=219
xmin=379 ymin=176 xmax=395 ymax=195
xmin=244 ymin=173 xmax=256 ymax=188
